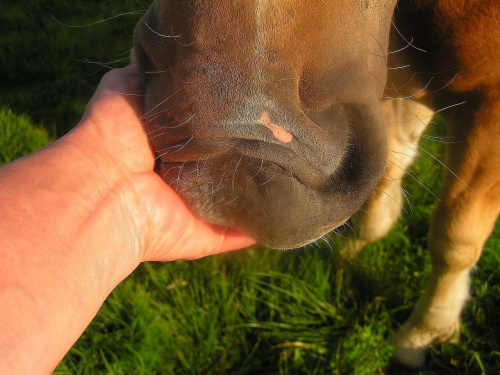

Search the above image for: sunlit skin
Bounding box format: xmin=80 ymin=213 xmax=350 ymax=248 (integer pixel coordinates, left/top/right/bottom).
xmin=0 ymin=65 xmax=255 ymax=374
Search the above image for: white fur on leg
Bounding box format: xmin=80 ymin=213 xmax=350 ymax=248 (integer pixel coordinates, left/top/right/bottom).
xmin=345 ymin=99 xmax=434 ymax=254
xmin=391 ymin=269 xmax=470 ymax=368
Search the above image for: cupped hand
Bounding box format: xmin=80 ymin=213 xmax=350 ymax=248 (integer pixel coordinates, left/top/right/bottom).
xmin=82 ymin=65 xmax=255 ymax=262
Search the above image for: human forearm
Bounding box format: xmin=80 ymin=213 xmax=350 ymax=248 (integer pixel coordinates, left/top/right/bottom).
xmin=0 ymin=66 xmax=254 ymax=374
xmin=0 ymin=128 xmax=145 ymax=374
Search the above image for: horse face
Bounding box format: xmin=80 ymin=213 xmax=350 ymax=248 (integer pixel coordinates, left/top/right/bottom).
xmin=133 ymin=0 xmax=397 ymax=248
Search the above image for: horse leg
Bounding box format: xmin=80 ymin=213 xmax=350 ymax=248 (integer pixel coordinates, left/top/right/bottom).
xmin=345 ymin=98 xmax=433 ymax=254
xmin=392 ymin=93 xmax=500 ymax=368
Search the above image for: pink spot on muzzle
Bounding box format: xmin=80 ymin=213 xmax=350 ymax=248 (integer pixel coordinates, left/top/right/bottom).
xmin=258 ymin=112 xmax=294 ymax=144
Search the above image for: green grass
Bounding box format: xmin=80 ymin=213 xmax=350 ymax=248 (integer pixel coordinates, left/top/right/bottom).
xmin=2 ymin=1 xmax=499 ymax=374
xmin=0 ymin=107 xmax=51 ymax=163
xmin=1 ymin=0 xmax=143 ymax=137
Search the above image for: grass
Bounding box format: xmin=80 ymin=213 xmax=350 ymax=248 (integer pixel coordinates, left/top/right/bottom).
xmin=0 ymin=107 xmax=51 ymax=163
xmin=2 ymin=1 xmax=500 ymax=374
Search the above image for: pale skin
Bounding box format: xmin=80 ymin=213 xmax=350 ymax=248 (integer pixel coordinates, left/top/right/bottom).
xmin=0 ymin=65 xmax=255 ymax=374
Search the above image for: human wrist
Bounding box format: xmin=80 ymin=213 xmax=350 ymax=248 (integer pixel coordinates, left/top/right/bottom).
xmin=59 ymin=121 xmax=150 ymax=270
xmin=0 ymin=132 xmax=148 ymax=374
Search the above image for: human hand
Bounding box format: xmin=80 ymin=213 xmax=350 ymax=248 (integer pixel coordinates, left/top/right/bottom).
xmin=79 ymin=65 xmax=255 ymax=262
xmin=0 ymin=65 xmax=255 ymax=375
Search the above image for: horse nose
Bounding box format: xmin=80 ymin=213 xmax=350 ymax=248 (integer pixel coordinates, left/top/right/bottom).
xmin=234 ymin=104 xmax=350 ymax=188
xmin=257 ymin=106 xmax=348 ymax=188
xmin=155 ymin=102 xmax=354 ymax=189
xmin=155 ymin=99 xmax=386 ymax=248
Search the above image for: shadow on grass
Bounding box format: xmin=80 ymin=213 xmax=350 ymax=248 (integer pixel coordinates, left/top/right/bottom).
xmin=1 ymin=0 xmax=144 ymax=137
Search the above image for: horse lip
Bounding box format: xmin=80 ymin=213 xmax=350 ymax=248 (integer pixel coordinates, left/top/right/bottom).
xmin=156 ymin=151 xmax=377 ymax=249
xmin=155 ymin=137 xmax=340 ymax=188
